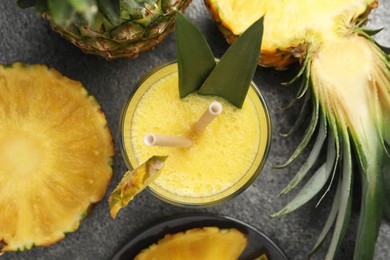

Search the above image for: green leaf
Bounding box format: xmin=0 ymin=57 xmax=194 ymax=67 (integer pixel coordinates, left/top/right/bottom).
xmin=175 ymin=11 xmax=216 ymax=98
xmin=354 ymin=145 xmax=384 ymax=259
xmin=325 ymin=129 xmax=353 ymax=259
xmin=279 ymin=92 xmax=311 ymax=137
xmin=198 ymin=17 xmax=264 ymax=108
xmin=68 ymin=0 xmax=98 ymax=24
xmin=282 ymin=52 xmax=311 ymax=87
xmin=18 ymin=0 xmax=48 ymax=13
xmin=17 ymin=0 xmax=36 ymax=8
xmin=359 ymin=29 xmax=390 ymax=56
xmin=274 ymin=93 xmax=319 ymax=168
xmin=309 ymin=176 xmax=341 ymax=256
xmin=296 ymin=62 xmax=311 ymax=99
xmin=379 ymin=44 xmax=390 ymax=56
xmin=383 ymin=155 xmax=390 ymax=221
xmin=47 ymin=0 xmax=73 ymax=26
xmin=97 ymin=0 xmax=120 ymax=26
xmin=271 ymin=130 xmax=336 ymax=218
xmin=363 ymin=27 xmax=383 ymax=36
xmin=68 ymin=0 xmax=94 ymax=12
xmin=278 ymin=113 xmax=327 ymax=196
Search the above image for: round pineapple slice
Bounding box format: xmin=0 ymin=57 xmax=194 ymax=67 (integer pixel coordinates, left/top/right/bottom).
xmin=0 ymin=63 xmax=114 ymax=252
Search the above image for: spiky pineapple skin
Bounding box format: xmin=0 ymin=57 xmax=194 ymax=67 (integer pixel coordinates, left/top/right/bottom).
xmin=46 ymin=0 xmax=192 ymax=59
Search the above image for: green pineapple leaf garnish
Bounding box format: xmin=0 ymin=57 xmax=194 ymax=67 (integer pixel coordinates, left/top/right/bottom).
xmin=175 ymin=13 xmax=263 ymax=108
xmin=175 ymin=11 xmax=216 ymax=98
xmin=108 ymin=156 xmax=167 ymax=219
xmin=198 ymin=18 xmax=263 ymax=108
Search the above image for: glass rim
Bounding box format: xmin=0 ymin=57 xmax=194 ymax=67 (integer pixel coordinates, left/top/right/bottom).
xmin=119 ymin=60 xmax=272 ymax=208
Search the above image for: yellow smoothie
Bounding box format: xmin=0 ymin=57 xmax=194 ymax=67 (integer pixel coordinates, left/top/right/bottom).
xmin=121 ymin=62 xmax=270 ymax=206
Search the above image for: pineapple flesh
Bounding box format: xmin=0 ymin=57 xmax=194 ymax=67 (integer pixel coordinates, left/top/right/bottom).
xmin=0 ymin=63 xmax=114 ymax=252
xmin=205 ymin=0 xmax=377 ymax=69
xmin=28 ymin=0 xmax=192 ymax=59
xmin=205 ymin=0 xmax=390 ymax=259
xmin=134 ymin=227 xmax=247 ymax=260
xmin=108 ymin=156 xmax=167 ymax=219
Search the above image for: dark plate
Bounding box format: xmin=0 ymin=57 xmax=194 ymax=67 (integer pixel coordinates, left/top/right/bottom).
xmin=112 ymin=213 xmax=288 ymax=260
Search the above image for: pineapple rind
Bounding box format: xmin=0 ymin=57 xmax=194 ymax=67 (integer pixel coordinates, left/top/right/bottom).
xmin=108 ymin=156 xmax=167 ymax=219
xmin=205 ymin=0 xmax=377 ymax=69
xmin=134 ymin=227 xmax=247 ymax=259
xmin=0 ymin=63 xmax=114 ymax=252
xmin=44 ymin=0 xmax=192 ymax=59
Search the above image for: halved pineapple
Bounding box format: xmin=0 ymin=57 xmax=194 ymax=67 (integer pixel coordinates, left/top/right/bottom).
xmin=205 ymin=0 xmax=378 ymax=69
xmin=0 ymin=63 xmax=114 ymax=252
xmin=135 ymin=227 xmax=247 ymax=259
xmin=205 ymin=0 xmax=390 ymax=259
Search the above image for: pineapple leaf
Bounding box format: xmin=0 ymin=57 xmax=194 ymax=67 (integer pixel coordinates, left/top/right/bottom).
xmin=175 ymin=11 xmax=216 ymax=98
xmin=316 ymin=125 xmax=340 ymax=207
xmin=378 ymin=43 xmax=390 ymax=56
xmin=279 ymin=92 xmax=311 ymax=137
xmin=198 ymin=18 xmax=264 ymax=108
xmin=278 ymin=114 xmax=327 ymax=196
xmin=325 ymin=130 xmax=353 ymax=259
xmin=68 ymin=0 xmax=95 ymax=12
xmin=383 ymin=155 xmax=390 ymax=221
xmin=272 ymin=134 xmax=336 ymax=218
xmin=17 ymin=0 xmax=36 ymax=8
xmin=309 ymin=176 xmax=341 ymax=256
xmin=47 ymin=0 xmax=73 ymax=26
xmin=274 ymin=93 xmax=319 ymax=168
xmin=362 ymin=27 xmax=383 ymax=36
xmin=68 ymin=0 xmax=98 ymax=24
xmin=296 ymin=63 xmax=311 ymax=99
xmin=282 ymin=52 xmax=311 ymax=87
xmin=358 ymin=28 xmax=390 ymax=56
xmin=354 ymin=147 xmax=384 ymax=259
xmin=23 ymin=0 xmax=48 ymax=13
xmin=97 ymin=0 xmax=120 ymax=26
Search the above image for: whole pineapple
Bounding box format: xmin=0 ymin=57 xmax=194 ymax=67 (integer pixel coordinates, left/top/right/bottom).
xmin=18 ymin=0 xmax=192 ymax=59
xmin=205 ymin=0 xmax=390 ymax=259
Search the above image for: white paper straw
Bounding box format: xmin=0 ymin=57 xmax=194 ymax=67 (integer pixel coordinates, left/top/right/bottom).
xmin=144 ymin=133 xmax=193 ymax=148
xmin=194 ymin=101 xmax=223 ymax=132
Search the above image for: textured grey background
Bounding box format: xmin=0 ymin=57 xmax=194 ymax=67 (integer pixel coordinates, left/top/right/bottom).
xmin=0 ymin=0 xmax=389 ymax=259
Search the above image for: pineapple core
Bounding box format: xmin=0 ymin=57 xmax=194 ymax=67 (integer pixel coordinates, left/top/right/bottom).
xmin=1 ymin=133 xmax=47 ymax=177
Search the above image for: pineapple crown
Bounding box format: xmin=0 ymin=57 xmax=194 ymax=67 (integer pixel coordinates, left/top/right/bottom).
xmin=17 ymin=0 xmax=120 ymax=26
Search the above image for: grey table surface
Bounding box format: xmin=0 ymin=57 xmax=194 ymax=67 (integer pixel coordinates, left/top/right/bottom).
xmin=0 ymin=0 xmax=389 ymax=259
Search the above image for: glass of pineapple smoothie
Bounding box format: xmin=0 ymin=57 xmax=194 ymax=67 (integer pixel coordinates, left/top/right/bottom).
xmin=120 ymin=61 xmax=271 ymax=207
